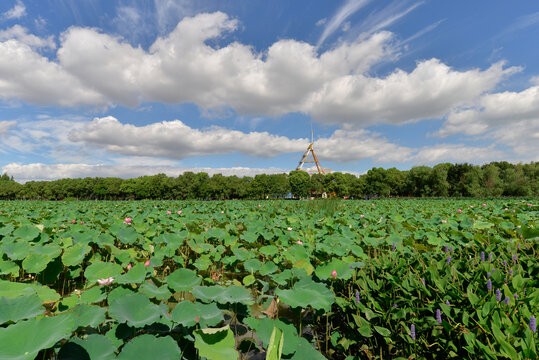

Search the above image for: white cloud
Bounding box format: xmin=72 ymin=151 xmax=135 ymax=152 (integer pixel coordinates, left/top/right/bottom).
xmin=412 ymin=144 xmax=505 ymax=164
xmin=2 ymin=0 xmax=26 ymax=20
xmin=68 ymin=116 xmax=309 ymax=158
xmin=0 ymin=25 xmax=55 ymax=49
xmin=2 ymin=163 xmax=288 ymax=183
xmin=0 ymin=11 xmax=522 ymax=127
xmin=356 ymin=1 xmax=423 ymax=37
xmin=0 ymin=120 xmax=17 ymax=136
xmin=317 ymin=0 xmax=371 ymax=47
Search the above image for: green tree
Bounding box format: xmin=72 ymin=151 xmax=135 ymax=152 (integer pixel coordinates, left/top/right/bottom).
xmin=289 ymin=170 xmax=311 ymax=198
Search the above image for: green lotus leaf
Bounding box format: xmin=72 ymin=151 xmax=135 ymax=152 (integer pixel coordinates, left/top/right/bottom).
xmin=0 ymin=293 xmax=44 ymax=324
xmin=315 ymin=258 xmax=353 ymax=280
xmin=0 ymin=313 xmax=74 ymax=360
xmin=22 ymin=253 xmax=51 ymax=274
xmin=34 ymin=244 xmax=62 ymax=258
xmin=79 ymin=286 xmax=107 ymax=305
xmin=107 ymin=286 xmax=135 ymax=304
xmin=62 ymin=243 xmax=91 ymax=267
xmin=171 ymin=301 xmax=223 ymax=328
xmin=2 ymin=241 xmax=30 ymax=260
xmin=70 ymin=334 xmax=116 ymax=360
xmin=192 ymin=285 xmax=254 ymax=305
xmin=244 ymin=317 xmax=300 ymax=355
xmin=70 ymin=304 xmax=107 ymax=328
xmin=110 ymin=225 xmax=139 ymax=245
xmin=194 ymin=325 xmax=238 ymax=360
xmin=243 ymin=258 xmax=261 ymax=273
xmin=0 ymin=260 xmax=19 ymax=276
xmin=139 ymin=281 xmax=171 ymax=301
xmin=13 ymin=225 xmax=40 ymax=241
xmin=84 ymin=261 xmax=123 ymax=283
xmin=275 ymin=277 xmax=334 ymax=312
xmin=289 ymin=337 xmax=326 ymax=360
xmin=116 ymin=263 xmax=148 ymax=284
xmin=0 ymin=280 xmax=60 ymax=302
xmin=117 ymin=334 xmax=181 ymax=360
xmin=166 ymin=268 xmax=201 ymax=292
xmin=259 ymin=261 xmax=278 ymax=275
xmin=108 ymin=293 xmax=161 ymax=328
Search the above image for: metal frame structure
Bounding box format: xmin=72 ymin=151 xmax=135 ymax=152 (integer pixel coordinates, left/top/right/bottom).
xmin=296 ymin=142 xmax=326 ymax=175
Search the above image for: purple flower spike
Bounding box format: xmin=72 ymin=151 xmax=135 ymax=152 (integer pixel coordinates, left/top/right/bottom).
xmin=488 ymin=252 xmax=493 ymax=262
xmin=509 ymin=269 xmax=513 ymax=276
xmin=436 ymin=309 xmax=442 ymax=324
xmin=487 ymin=279 xmax=492 ymax=291
xmin=445 ymin=245 xmax=449 ymax=253
xmin=421 ymin=278 xmax=426 ymax=286
xmin=410 ymin=324 xmax=416 ymax=341
xmin=512 ymin=254 xmax=517 ymax=264
xmin=504 ymin=296 xmax=510 ymax=305
xmin=445 ymin=300 xmax=450 ymax=306
xmin=355 ymin=291 xmax=360 ymax=305
xmin=447 ymin=256 xmax=452 ymax=264
xmin=514 ymin=293 xmax=518 ymax=300
xmin=392 ymin=242 xmax=396 ymax=252
xmin=530 ymin=316 xmax=536 ymax=333
xmin=492 ymin=268 xmax=496 ymax=272
xmin=496 ymin=289 xmax=501 ymax=302
xmin=481 ymin=251 xmax=485 ymax=262
xmin=450 ymin=246 xmax=453 ymax=253
xmin=487 ymin=272 xmax=491 ymax=278
xmin=503 ymin=260 xmax=507 ymax=267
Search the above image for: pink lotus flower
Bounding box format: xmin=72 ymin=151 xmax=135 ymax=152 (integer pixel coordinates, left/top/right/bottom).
xmin=144 ymin=260 xmax=150 ymax=267
xmin=127 ymin=263 xmax=132 ymax=270
xmin=287 ymin=227 xmax=292 ymax=231
xmin=527 ymin=203 xmax=533 ymax=207
xmin=470 ymin=205 xmax=474 ymax=208
xmin=296 ymin=240 xmax=303 ymax=245
xmin=167 ymin=211 xmax=171 ymax=215
xmin=195 ymin=315 xmax=200 ymax=323
xmin=505 ymin=208 xmax=509 ymax=211
xmin=442 ymin=219 xmax=447 ymax=224
xmin=221 ymin=211 xmax=224 ymax=214
xmin=458 ymin=209 xmax=462 ymax=213
xmin=177 ymin=210 xmax=182 ymax=215
xmin=360 ymin=214 xmax=365 ymax=218
xmin=80 ymin=221 xmax=83 ymax=224
xmin=482 ymin=203 xmax=486 ymax=207
xmin=123 ymin=217 xmax=132 ymax=225
xmin=71 ymin=219 xmax=76 ymax=224
xmin=97 ymin=277 xmax=114 ymax=286
xmin=331 ymin=270 xmax=337 ymax=278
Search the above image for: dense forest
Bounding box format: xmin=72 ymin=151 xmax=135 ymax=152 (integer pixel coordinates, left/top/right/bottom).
xmin=0 ymin=161 xmax=537 ymax=200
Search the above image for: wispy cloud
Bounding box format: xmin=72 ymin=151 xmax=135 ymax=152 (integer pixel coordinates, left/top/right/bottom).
xmin=2 ymin=0 xmax=26 ymax=20
xmin=502 ymin=11 xmax=539 ymax=35
xmin=403 ymin=19 xmax=445 ymax=44
xmin=357 ymin=0 xmax=424 ymax=37
xmin=317 ymin=0 xmax=371 ymax=47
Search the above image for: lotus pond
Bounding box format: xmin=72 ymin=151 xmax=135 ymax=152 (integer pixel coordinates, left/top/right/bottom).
xmin=0 ymin=199 xmax=537 ymax=359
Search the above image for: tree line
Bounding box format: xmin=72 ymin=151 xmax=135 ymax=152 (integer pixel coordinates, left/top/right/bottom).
xmin=0 ymin=161 xmax=537 ymax=200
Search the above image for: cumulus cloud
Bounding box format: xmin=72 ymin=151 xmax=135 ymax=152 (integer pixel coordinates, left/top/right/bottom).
xmin=2 ymin=0 xmax=26 ymax=20
xmin=0 ymin=25 xmax=55 ymax=49
xmin=0 ymin=11 xmax=517 ymax=127
xmin=412 ymin=144 xmax=505 ymax=164
xmin=1 ymin=163 xmax=288 ymax=183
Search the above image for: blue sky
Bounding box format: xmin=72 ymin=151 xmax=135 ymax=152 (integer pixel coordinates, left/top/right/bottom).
xmin=0 ymin=0 xmax=538 ymax=182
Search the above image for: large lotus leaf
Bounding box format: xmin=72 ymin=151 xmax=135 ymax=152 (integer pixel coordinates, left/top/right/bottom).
xmin=139 ymin=281 xmax=171 ymax=301
xmin=0 ymin=281 xmax=60 ymax=302
xmin=0 ymin=293 xmax=44 ymax=324
xmin=0 ymin=224 xmax=14 ymax=236
xmin=289 ymin=337 xmax=326 ymax=360
xmin=244 ymin=317 xmax=300 ymax=355
xmin=84 ymin=261 xmax=123 ymax=283
xmin=13 ymin=225 xmax=40 ymax=241
xmin=171 ymin=301 xmax=223 ymax=328
xmin=62 ymin=244 xmax=91 ymax=267
xmin=22 ymin=253 xmax=51 ymax=274
xmin=243 ymin=259 xmax=261 ymax=273
xmin=71 ymin=304 xmax=107 ymax=328
xmin=107 ymin=286 xmax=135 ymax=303
xmin=34 ymin=243 xmax=62 ymax=258
xmin=275 ymin=277 xmax=334 ymax=312
xmin=315 ymin=259 xmax=353 ymax=280
xmin=1 ymin=241 xmax=30 ymax=260
xmin=259 ymin=261 xmax=278 ymax=275
xmin=116 ymin=263 xmax=148 ymax=284
xmin=0 ymin=313 xmax=74 ymax=360
xmin=0 ymin=260 xmax=19 ymax=276
xmin=166 ymin=268 xmax=201 ymax=292
xmin=108 ymin=293 xmax=161 ymax=328
xmin=109 ymin=225 xmax=139 ymax=245
xmin=79 ymin=286 xmax=107 ymax=304
xmin=70 ymin=334 xmax=117 ymax=360
xmin=117 ymin=334 xmax=181 ymax=360
xmin=194 ymin=326 xmax=239 ymax=360
xmin=192 ymin=285 xmax=254 ymax=305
